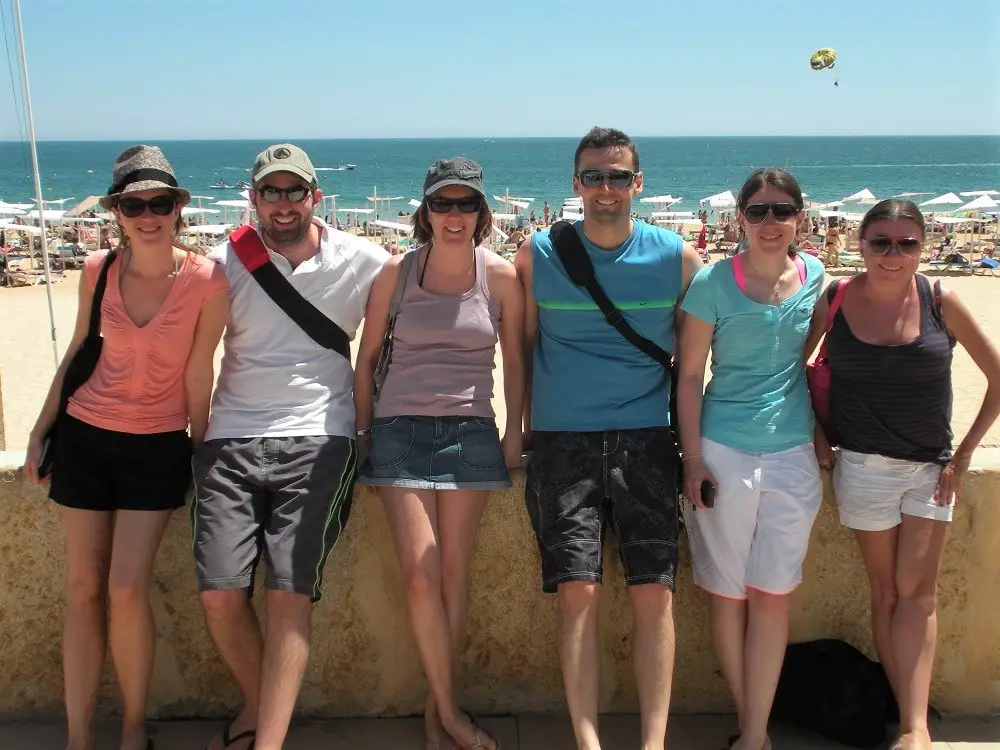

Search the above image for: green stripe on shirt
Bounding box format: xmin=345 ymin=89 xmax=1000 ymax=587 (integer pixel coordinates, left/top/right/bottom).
xmin=538 ymin=299 xmax=676 ymax=311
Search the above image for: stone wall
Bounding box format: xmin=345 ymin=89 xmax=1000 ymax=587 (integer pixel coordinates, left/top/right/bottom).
xmin=0 ymin=455 xmax=998 ymax=720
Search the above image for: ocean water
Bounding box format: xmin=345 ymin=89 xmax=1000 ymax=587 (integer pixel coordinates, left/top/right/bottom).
xmin=0 ymin=136 xmax=997 ymax=218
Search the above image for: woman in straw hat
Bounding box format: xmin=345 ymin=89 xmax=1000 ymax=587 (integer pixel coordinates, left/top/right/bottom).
xmin=24 ymin=145 xmax=230 ymax=750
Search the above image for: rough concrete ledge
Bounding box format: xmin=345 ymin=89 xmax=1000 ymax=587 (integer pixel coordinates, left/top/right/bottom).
xmin=0 ymin=452 xmax=998 ymax=720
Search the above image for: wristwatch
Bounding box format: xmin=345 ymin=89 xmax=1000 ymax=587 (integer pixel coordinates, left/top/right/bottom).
xmin=356 ymin=428 xmax=371 ymax=437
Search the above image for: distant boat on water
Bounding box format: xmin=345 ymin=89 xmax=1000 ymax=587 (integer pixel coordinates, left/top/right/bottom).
xmin=210 ymin=179 xmax=232 ymax=189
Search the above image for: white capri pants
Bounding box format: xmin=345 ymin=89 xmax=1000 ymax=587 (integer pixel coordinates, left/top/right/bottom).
xmin=685 ymin=438 xmax=823 ymax=599
xmin=834 ymin=449 xmax=949 ymax=531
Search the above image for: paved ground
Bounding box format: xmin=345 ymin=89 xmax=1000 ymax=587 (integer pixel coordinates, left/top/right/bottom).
xmin=0 ymin=714 xmax=997 ymax=749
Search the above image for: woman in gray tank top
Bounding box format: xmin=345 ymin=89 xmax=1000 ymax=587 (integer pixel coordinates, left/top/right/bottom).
xmin=354 ymin=158 xmax=523 ymax=750
xmin=806 ymin=199 xmax=1000 ymax=750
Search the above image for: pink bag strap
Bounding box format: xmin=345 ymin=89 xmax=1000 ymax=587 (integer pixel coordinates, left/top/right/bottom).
xmin=824 ymin=278 xmax=850 ymax=332
xmin=733 ymin=251 xmax=808 ymax=294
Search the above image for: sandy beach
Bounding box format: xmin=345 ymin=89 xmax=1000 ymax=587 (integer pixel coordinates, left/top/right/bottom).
xmin=1 ymin=262 xmax=998 ymax=452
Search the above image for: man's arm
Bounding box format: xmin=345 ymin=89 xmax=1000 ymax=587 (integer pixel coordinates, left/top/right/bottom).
xmin=514 ymin=237 xmax=537 ymax=443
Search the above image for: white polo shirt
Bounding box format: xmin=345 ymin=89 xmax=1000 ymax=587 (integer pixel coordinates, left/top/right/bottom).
xmin=206 ymin=219 xmax=389 ymax=441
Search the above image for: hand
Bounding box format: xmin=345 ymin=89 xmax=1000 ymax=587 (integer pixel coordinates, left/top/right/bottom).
xmin=814 ymin=432 xmax=836 ymax=470
xmin=23 ymin=433 xmax=47 ymax=485
xmin=934 ymin=454 xmax=970 ymax=507
xmin=356 ymin=433 xmax=372 ymax=468
xmin=502 ymin=431 xmax=523 ymax=470
xmin=683 ymin=456 xmax=716 ymax=510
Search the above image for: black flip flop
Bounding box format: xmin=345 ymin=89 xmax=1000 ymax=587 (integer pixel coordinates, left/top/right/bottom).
xmin=220 ymin=726 xmax=256 ymax=749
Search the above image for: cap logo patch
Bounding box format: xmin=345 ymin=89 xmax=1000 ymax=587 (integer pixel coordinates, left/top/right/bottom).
xmin=273 ymin=147 xmax=291 ymax=159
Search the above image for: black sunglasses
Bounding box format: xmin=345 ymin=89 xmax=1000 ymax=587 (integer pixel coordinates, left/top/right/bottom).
xmin=742 ymin=202 xmax=800 ymax=224
xmin=256 ymin=185 xmax=311 ymax=203
xmin=118 ymin=194 xmax=177 ymax=218
xmin=427 ymin=197 xmax=481 ymax=214
xmin=865 ymin=236 xmax=923 ymax=256
xmin=576 ymin=169 xmax=636 ymax=189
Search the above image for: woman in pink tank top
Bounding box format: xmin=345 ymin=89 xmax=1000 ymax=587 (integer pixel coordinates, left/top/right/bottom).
xmin=354 ymin=158 xmax=524 ymax=750
xmin=23 ymin=146 xmax=229 ymax=750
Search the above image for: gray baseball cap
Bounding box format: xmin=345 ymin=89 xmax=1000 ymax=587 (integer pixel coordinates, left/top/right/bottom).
xmin=422 ymin=157 xmax=486 ymax=200
xmin=251 ymin=143 xmax=317 ymax=185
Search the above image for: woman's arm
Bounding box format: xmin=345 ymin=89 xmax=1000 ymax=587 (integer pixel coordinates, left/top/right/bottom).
xmin=677 ymin=314 xmax=715 ymax=508
xmin=936 ymin=286 xmax=1000 ymax=503
xmin=353 ymin=255 xmax=405 ymax=436
xmin=184 ymin=290 xmax=229 ymax=447
xmin=803 ymin=279 xmax=832 ymax=362
xmin=24 ymin=271 xmax=95 ymax=481
xmin=491 ymin=256 xmax=525 ymax=468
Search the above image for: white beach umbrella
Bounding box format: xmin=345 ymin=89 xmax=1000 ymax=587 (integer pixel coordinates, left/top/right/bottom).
xmin=934 ymin=216 xmax=977 ymax=224
xmin=337 ymin=208 xmax=373 ymax=214
xmin=408 ymin=199 xmax=422 ymax=208
xmin=842 ymin=188 xmax=878 ymax=204
xmin=956 ymin=194 xmax=1000 ymax=212
xmin=919 ymin=192 xmax=964 ymax=208
xmin=214 ymin=199 xmax=250 ymax=208
xmin=891 ymin=192 xmax=930 ymax=199
xmin=0 ymin=206 xmax=25 ymax=216
xmin=700 ymin=190 xmax=736 ymax=209
xmin=183 ymin=224 xmax=233 ymax=235
xmin=372 ymin=219 xmax=413 ymax=234
xmin=651 ymin=211 xmax=696 ymax=219
xmin=960 ymin=190 xmax=1000 ymax=197
xmin=640 ymin=195 xmax=682 ymax=204
xmin=181 ymin=207 xmax=220 ymax=216
xmin=24 ymin=208 xmax=66 ymax=221
xmin=0 ymin=220 xmax=42 ymax=235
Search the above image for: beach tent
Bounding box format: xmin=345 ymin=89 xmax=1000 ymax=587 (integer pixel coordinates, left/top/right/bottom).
xmin=64 ymin=196 xmax=101 ymax=217
xmin=919 ymin=192 xmax=964 ymax=208
xmin=700 ymin=190 xmax=736 ymax=209
xmin=842 ymin=188 xmax=878 ymax=204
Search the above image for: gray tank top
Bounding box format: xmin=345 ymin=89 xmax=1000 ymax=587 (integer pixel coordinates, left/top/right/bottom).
xmin=374 ymin=245 xmax=501 ymax=418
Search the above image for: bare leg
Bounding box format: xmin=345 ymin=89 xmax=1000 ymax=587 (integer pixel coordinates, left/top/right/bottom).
xmin=433 ymin=490 xmax=490 ymax=750
xmin=892 ymin=516 xmax=947 ymax=750
xmin=381 ymin=488 xmax=491 ymax=750
xmin=736 ymin=590 xmax=789 ymax=750
xmin=106 ymin=510 xmax=174 ymax=750
xmin=709 ymin=596 xmax=748 ymax=729
xmin=557 ymin=581 xmax=602 ymax=750
xmin=254 ymin=590 xmax=313 ymax=750
xmin=629 ymin=585 xmax=675 ymax=750
xmin=60 ymin=508 xmax=114 ymax=750
xmin=854 ymin=528 xmax=901 ymax=697
xmin=199 ymin=589 xmax=263 ymax=750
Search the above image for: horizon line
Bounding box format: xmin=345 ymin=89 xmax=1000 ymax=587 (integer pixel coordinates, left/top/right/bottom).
xmin=1 ymin=133 xmax=998 ymax=144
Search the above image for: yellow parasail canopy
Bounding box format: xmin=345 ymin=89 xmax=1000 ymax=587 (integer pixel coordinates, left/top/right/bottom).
xmin=810 ymin=48 xmax=837 ymax=70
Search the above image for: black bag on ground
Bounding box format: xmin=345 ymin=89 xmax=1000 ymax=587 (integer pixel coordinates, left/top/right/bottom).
xmin=38 ymin=250 xmax=117 ymax=478
xmin=772 ymin=639 xmax=897 ymax=749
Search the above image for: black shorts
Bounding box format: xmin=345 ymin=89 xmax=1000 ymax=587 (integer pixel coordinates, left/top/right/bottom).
xmin=525 ymin=428 xmax=681 ymax=593
xmin=49 ymin=415 xmax=193 ymax=512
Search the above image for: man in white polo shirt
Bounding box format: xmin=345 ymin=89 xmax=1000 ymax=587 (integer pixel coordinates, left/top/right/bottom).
xmin=193 ymin=144 xmax=388 ymax=750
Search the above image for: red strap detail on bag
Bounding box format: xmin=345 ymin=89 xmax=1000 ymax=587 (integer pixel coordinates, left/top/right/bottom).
xmin=229 ymin=225 xmax=270 ymax=273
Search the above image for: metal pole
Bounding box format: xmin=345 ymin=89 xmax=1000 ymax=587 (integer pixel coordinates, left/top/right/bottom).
xmin=13 ymin=0 xmax=58 ymax=368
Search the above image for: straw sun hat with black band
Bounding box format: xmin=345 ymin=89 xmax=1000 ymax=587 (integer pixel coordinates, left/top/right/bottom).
xmin=99 ymin=144 xmax=190 ymax=209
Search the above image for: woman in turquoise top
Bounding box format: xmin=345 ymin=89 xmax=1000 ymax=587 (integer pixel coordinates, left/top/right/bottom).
xmin=677 ymin=169 xmax=824 ymax=750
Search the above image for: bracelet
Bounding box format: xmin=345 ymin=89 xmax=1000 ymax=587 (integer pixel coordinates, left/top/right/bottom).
xmin=682 ymin=453 xmax=703 ymax=462
xmin=355 ymin=428 xmax=371 ymax=437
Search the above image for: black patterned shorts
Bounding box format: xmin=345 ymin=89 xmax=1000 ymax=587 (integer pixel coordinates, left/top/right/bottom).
xmin=525 ymin=428 xmax=681 ymax=593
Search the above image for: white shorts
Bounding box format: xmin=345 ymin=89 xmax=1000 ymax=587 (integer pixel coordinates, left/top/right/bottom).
xmin=684 ymin=438 xmax=823 ymax=599
xmin=834 ymin=449 xmax=949 ymax=531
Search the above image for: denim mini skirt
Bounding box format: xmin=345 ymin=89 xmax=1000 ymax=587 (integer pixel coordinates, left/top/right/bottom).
xmin=358 ymin=414 xmax=511 ymax=491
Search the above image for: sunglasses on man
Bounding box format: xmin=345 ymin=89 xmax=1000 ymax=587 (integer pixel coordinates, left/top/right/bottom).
xmin=742 ymin=202 xmax=800 ymax=225
xmin=256 ymin=185 xmax=312 ymax=203
xmin=575 ymin=169 xmax=637 ymax=190
xmin=117 ymin=194 xmax=177 ymax=218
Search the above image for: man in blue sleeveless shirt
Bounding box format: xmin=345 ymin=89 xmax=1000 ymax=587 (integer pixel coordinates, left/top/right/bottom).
xmin=516 ymin=128 xmax=703 ymax=750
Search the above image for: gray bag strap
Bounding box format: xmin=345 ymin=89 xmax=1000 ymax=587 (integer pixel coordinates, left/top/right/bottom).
xmin=372 ymin=249 xmax=418 ymax=399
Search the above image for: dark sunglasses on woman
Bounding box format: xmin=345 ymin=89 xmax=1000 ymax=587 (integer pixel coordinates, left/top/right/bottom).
xmin=117 ymin=194 xmax=177 ymax=218
xmin=427 ymin=197 xmax=481 ymax=214
xmin=865 ymin=236 xmax=923 ymax=255
xmin=742 ymin=202 xmax=800 ymax=224
xmin=575 ymin=169 xmax=636 ymax=189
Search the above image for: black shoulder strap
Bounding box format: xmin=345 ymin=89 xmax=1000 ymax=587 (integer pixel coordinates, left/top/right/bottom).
xmin=88 ymin=250 xmax=117 ymax=338
xmin=549 ymin=220 xmax=673 ymax=370
xmin=825 ymin=277 xmax=841 ymax=304
xmin=229 ymin=225 xmax=350 ymax=360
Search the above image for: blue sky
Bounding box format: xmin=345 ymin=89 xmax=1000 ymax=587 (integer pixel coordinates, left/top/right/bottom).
xmin=0 ymin=0 xmax=996 ymax=140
